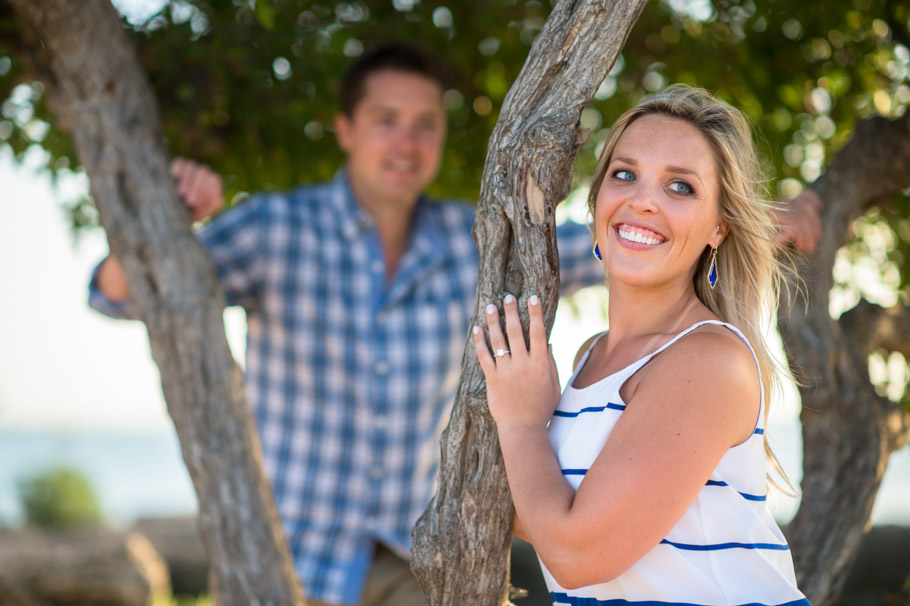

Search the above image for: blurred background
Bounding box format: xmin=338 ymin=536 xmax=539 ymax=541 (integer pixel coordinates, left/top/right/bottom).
xmin=1 ymin=0 xmax=909 ymax=604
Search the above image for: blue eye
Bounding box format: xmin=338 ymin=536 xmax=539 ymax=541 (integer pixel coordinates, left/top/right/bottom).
xmin=669 ymin=180 xmax=694 ymax=195
xmin=612 ymin=169 xmax=635 ymax=181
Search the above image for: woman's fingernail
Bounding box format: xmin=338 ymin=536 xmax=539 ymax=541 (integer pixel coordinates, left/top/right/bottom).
xmin=473 ymin=326 xmax=480 ymax=334
xmin=529 ymin=295 xmax=540 ymax=306
xmin=504 ymin=294 xmax=515 ymax=304
xmin=486 ymin=304 xmax=496 ymax=315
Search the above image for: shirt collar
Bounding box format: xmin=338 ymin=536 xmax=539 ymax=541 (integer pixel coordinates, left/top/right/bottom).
xmin=329 ymin=168 xmax=439 ymax=248
xmin=330 ymin=169 xmax=374 ymax=241
xmin=329 ymin=169 xmax=447 ymax=299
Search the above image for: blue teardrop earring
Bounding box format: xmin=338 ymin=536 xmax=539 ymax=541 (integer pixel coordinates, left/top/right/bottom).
xmin=707 ymin=247 xmax=719 ymax=289
xmin=593 ymin=242 xmax=603 ymax=262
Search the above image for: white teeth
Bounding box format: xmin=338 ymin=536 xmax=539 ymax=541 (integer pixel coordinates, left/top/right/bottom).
xmin=618 ymin=228 xmax=661 ymax=246
xmin=388 ymin=160 xmax=415 ymax=172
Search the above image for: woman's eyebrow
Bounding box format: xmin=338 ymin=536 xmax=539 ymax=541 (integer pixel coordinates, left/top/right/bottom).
xmin=613 ymin=156 xmax=699 ymax=177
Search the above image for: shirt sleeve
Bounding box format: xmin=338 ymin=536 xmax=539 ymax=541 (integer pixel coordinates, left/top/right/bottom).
xmin=87 ymin=260 xmax=138 ymax=320
xmin=556 ymin=219 xmax=605 ymax=295
xmin=197 ymin=194 xmax=266 ymax=311
xmin=86 ymin=194 xmax=266 ymax=319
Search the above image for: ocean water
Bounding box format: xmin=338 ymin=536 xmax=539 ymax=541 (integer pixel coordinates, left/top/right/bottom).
xmin=0 ymin=430 xmax=197 ymax=527
xmin=0 ymin=428 xmax=907 ymax=528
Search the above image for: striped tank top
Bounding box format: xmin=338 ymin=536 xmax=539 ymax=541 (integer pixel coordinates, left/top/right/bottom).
xmin=542 ymin=320 xmax=810 ymax=606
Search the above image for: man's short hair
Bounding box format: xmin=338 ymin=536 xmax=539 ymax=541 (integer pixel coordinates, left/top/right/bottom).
xmin=340 ymin=43 xmax=445 ymax=117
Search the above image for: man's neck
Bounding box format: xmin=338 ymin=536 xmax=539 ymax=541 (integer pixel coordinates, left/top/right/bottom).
xmin=348 ymin=178 xmax=418 ymax=280
xmin=372 ymin=204 xmax=415 ymax=280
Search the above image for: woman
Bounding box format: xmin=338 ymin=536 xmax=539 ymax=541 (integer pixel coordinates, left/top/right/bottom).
xmin=472 ymin=85 xmax=810 ymax=606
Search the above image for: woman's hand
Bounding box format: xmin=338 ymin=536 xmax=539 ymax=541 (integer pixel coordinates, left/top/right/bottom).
xmin=472 ymin=294 xmax=561 ymax=432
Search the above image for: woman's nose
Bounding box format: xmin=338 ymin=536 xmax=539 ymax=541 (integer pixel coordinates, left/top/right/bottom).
xmin=627 ymin=182 xmax=659 ymax=213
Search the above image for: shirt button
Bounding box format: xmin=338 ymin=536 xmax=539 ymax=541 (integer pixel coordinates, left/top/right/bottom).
xmin=370 ymin=465 xmax=383 ymax=479
xmin=374 ymin=361 xmax=389 ymax=375
xmin=371 ymin=260 xmax=384 ymax=274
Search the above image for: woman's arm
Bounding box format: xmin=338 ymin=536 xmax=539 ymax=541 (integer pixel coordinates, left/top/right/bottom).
xmin=474 ymin=298 xmax=760 ymax=589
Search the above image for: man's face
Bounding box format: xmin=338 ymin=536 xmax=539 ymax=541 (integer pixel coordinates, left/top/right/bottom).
xmin=335 ymin=69 xmax=446 ymax=211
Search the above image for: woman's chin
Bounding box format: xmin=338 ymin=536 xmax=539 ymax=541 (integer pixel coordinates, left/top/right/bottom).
xmin=606 ymin=268 xmax=689 ymax=292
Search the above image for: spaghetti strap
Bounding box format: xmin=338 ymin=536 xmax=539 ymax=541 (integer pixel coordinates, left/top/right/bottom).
xmin=566 ymin=321 xmax=764 ymax=421
xmin=569 ymin=332 xmax=606 ymax=377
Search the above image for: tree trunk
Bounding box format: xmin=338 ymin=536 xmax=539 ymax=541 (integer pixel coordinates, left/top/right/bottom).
xmin=8 ymin=2 xmax=305 ymax=604
xmin=411 ymin=1 xmax=647 ymax=604
xmin=779 ymin=113 xmax=910 ymax=606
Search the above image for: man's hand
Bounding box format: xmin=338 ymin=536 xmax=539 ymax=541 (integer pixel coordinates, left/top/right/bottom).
xmin=170 ymin=157 xmax=225 ymax=222
xmin=772 ymin=189 xmax=823 ymax=254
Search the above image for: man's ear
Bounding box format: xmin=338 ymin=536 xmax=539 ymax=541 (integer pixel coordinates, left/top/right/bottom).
xmin=334 ymin=114 xmax=351 ymax=153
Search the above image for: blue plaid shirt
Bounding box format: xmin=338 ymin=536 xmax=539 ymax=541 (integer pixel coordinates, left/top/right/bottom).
xmin=90 ymin=172 xmax=603 ymax=604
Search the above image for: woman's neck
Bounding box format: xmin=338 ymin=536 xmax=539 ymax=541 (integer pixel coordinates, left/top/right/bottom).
xmin=605 ymin=281 xmax=708 ymax=344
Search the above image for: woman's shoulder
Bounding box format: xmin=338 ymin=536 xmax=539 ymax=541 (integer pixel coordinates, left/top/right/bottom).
xmin=634 ymin=323 xmax=761 ymax=442
xmin=643 ymin=323 xmax=760 ymax=408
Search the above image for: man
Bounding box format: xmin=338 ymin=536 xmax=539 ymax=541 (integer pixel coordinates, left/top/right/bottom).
xmin=90 ymin=44 xmax=604 ymax=606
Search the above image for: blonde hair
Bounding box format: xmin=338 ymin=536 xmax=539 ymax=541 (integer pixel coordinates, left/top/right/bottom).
xmin=588 ymin=84 xmax=794 ymax=491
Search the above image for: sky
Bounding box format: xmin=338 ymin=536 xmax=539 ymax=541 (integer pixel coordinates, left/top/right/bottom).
xmin=0 ymin=146 xmax=167 ymax=432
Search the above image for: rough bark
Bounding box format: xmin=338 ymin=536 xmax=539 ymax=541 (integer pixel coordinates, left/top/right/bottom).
xmin=8 ymin=2 xmax=305 ymax=604
xmin=411 ymin=1 xmax=647 ymax=604
xmin=778 ymin=113 xmax=910 ymax=606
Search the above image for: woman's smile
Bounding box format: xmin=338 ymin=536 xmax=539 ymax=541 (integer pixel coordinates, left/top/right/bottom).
xmin=615 ymin=223 xmax=667 ymax=247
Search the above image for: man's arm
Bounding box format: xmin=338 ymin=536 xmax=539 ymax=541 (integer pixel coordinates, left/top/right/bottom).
xmin=90 ymin=158 xmax=226 ymax=310
xmin=94 ymin=255 xmax=130 ymax=302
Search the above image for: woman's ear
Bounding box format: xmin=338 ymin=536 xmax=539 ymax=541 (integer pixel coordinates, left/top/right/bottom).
xmin=711 ymin=221 xmax=729 ymax=248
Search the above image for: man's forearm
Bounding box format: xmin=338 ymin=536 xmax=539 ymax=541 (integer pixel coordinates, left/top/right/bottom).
xmin=95 ymin=255 xmax=131 ymax=302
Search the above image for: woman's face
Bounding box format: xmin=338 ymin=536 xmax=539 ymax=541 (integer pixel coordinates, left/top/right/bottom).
xmin=594 ymin=113 xmax=726 ymax=291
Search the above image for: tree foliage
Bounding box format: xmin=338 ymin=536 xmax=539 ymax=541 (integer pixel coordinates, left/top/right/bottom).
xmin=3 ymin=0 xmax=909 ymax=334
xmin=2 ymin=0 xmax=907 ymax=225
